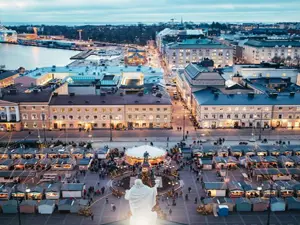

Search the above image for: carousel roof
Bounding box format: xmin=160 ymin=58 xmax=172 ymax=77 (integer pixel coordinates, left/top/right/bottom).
xmin=125 ymin=145 xmax=166 ymax=158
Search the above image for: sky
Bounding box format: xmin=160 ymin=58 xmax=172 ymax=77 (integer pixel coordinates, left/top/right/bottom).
xmin=0 ymin=0 xmax=300 ymax=24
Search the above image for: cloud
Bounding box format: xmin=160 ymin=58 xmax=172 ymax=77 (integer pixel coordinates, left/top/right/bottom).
xmin=0 ymin=0 xmax=299 ymax=23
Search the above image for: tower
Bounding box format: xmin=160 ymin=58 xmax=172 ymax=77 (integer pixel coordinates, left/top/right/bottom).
xmin=77 ymin=29 xmax=83 ymax=41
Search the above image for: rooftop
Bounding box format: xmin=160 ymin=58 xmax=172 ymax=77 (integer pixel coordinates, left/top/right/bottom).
xmin=0 ymin=70 xmax=18 ymax=80
xmin=244 ymin=39 xmax=300 ymax=48
xmin=193 ymin=88 xmax=300 ymax=106
xmin=167 ymin=38 xmax=232 ymax=49
xmin=50 ymin=93 xmax=171 ymax=106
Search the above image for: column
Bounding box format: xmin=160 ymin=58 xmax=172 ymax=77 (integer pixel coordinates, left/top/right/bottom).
xmin=5 ymin=106 xmax=11 ymax=122
xmin=15 ymin=106 xmax=20 ymax=122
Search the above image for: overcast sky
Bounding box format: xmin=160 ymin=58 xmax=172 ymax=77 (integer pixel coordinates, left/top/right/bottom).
xmin=0 ymin=0 xmax=300 ymax=24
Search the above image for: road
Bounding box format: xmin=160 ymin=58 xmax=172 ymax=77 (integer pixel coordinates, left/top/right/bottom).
xmin=1 ymin=127 xmax=300 ymax=143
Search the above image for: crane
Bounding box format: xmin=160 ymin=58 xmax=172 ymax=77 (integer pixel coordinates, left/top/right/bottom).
xmin=77 ymin=29 xmax=83 ymax=41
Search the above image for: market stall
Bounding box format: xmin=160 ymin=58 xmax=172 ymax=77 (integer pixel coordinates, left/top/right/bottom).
xmin=199 ymin=158 xmax=213 ymax=170
xmin=78 ymin=158 xmax=92 ymax=171
xmin=11 ymin=184 xmax=26 ymax=199
xmin=35 ymin=158 xmax=52 ymax=171
xmin=242 ymin=146 xmax=255 ymax=157
xmin=0 ymin=185 xmax=11 ymax=200
xmin=286 ymin=197 xmax=300 ymax=210
xmin=255 ymin=147 xmax=268 ymax=156
xmin=203 ymin=147 xmax=217 ymax=157
xmin=217 ymin=148 xmax=229 ymax=157
xmin=274 ymin=181 xmax=295 ymax=198
xmin=251 ymin=198 xmax=268 ymax=211
xmin=241 ymin=182 xmax=260 ymax=198
xmin=38 ymin=200 xmax=55 ymax=214
xmin=0 ymin=148 xmax=10 ymax=160
xmin=45 ymin=183 xmax=61 ymax=199
xmin=2 ymin=200 xmax=18 ymax=213
xmin=0 ymin=159 xmax=13 ymax=170
xmin=289 ymin=156 xmax=300 ymax=168
xmin=216 ymin=197 xmax=235 ymax=211
xmin=51 ymin=158 xmax=75 ymax=170
xmin=278 ymin=156 xmax=295 ymax=168
xmin=70 ymin=199 xmax=89 ymax=213
xmin=125 ymin=145 xmax=166 ymax=165
xmin=58 ymin=199 xmax=74 ymax=212
xmin=202 ymin=198 xmax=215 ymax=212
xmin=260 ymin=181 xmax=278 ymax=198
xmin=26 ymin=185 xmax=44 ymax=200
xmin=20 ymin=200 xmax=38 ymax=213
xmin=61 ymin=183 xmax=85 ymax=198
xmin=228 ymin=181 xmax=244 ymax=198
xmin=204 ymin=182 xmax=227 ymax=197
xmin=270 ymin=197 xmax=286 ymax=211
xmin=71 ymin=148 xmax=85 ymax=159
xmin=84 ymin=149 xmax=94 ymax=159
xmin=235 ymin=197 xmax=252 ymax=212
xmin=13 ymin=158 xmax=38 ymax=170
xmin=229 ymin=146 xmax=243 ymax=157
xmin=95 ymin=148 xmax=109 ymax=159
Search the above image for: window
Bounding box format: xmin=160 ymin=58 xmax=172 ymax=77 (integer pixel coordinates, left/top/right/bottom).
xmin=164 ymin=108 xmax=168 ymax=111
xmin=31 ymin=113 xmax=37 ymax=120
xmin=219 ymin=114 xmax=223 ymax=119
xmin=61 ymin=108 xmax=65 ymax=112
xmin=69 ymin=124 xmax=74 ymax=128
xmin=85 ymin=108 xmax=89 ymax=112
xmin=157 ymin=108 xmax=160 ymax=111
xmin=62 ymin=116 xmax=65 ymax=120
xmin=149 ymin=108 xmax=153 ymax=111
xmin=288 ymin=115 xmax=293 ymax=119
xmin=204 ymin=107 xmax=208 ymax=110
xmin=242 ymin=114 xmax=246 ymax=119
xmin=156 ymin=115 xmax=160 ymax=119
xmin=69 ymin=115 xmax=73 ymax=120
xmin=128 ymin=115 xmax=132 ymax=119
xmin=78 ymin=116 xmax=81 ymax=120
xmin=278 ymin=107 xmax=283 ymax=110
xmin=68 ymin=108 xmax=73 ymax=112
xmin=77 ymin=108 xmax=81 ymax=112
xmin=23 ymin=106 xmax=26 ymax=110
xmin=102 ymin=108 xmax=106 ymax=112
xmin=41 ymin=106 xmax=45 ymax=110
xmin=94 ymin=108 xmax=98 ymax=112
xmin=212 ymin=114 xmax=216 ymax=119
xmin=135 ymin=108 xmax=139 ymax=111
xmin=204 ymin=114 xmax=208 ymax=119
xmin=22 ymin=114 xmax=28 ymax=120
xmin=102 ymin=123 xmax=106 ymax=128
xmin=235 ymin=114 xmax=239 ymax=119
xmin=227 ymin=114 xmax=231 ymax=119
xmin=249 ymin=114 xmax=253 ymax=119
xmin=41 ymin=114 xmax=47 ymax=120
xmin=53 ymin=115 xmax=57 ymax=120
xmin=52 ymin=108 xmax=57 ymax=113
xmin=164 ymin=115 xmax=168 ymax=119
xmin=33 ymin=123 xmax=37 ymax=128
xmin=86 ymin=115 xmax=89 ymax=119
xmin=278 ymin=114 xmax=282 ymax=119
xmin=118 ymin=108 xmax=122 ymax=112
xmin=94 ymin=116 xmax=97 ymax=119
xmin=32 ymin=106 xmax=36 ymax=110
xmin=142 ymin=108 xmax=146 ymax=111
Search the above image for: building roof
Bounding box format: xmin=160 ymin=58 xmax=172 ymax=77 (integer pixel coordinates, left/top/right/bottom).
xmin=244 ymin=39 xmax=300 ymax=48
xmin=1 ymin=90 xmax=52 ymax=103
xmin=167 ymin=39 xmax=232 ymax=49
xmin=61 ymin=183 xmax=84 ymax=191
xmin=193 ymin=88 xmax=300 ymax=106
xmin=204 ymin=182 xmax=227 ymax=190
xmin=50 ymin=94 xmax=171 ymax=106
xmin=0 ymin=71 xmax=18 ymax=80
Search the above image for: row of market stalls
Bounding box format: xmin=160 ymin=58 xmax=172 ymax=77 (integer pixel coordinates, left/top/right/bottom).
xmin=0 ymin=198 xmax=89 ymax=214
xmin=0 ymin=157 xmax=94 ymax=172
xmin=0 ymin=146 xmax=109 ymax=160
xmin=204 ymin=180 xmax=300 ymax=198
xmin=193 ymin=145 xmax=300 ymax=158
xmin=0 ymin=183 xmax=85 ymax=200
xmin=198 ymin=155 xmax=300 ymax=170
xmin=199 ymin=196 xmax=300 ymax=213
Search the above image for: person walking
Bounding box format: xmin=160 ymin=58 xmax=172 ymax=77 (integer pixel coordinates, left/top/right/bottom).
xmin=111 ymin=203 xmax=115 ymax=211
xmin=91 ymin=213 xmax=94 ymax=221
xmin=194 ymin=197 xmax=198 ymax=204
xmin=188 ymin=187 xmax=192 ymax=193
xmin=106 ymin=197 xmax=109 ymax=204
xmin=169 ymin=208 xmax=172 ymax=216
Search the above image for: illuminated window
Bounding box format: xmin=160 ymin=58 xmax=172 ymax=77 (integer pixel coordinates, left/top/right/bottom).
xmin=94 ymin=108 xmax=98 ymax=112
xmin=33 ymin=123 xmax=37 ymax=128
xmin=69 ymin=116 xmax=73 ymax=120
xmin=52 ymin=108 xmax=57 ymax=113
xmin=22 ymin=114 xmax=28 ymax=120
xmin=32 ymin=106 xmax=36 ymax=110
xmin=61 ymin=108 xmax=65 ymax=112
xmin=31 ymin=113 xmax=37 ymax=120
xmin=85 ymin=108 xmax=89 ymax=112
xmin=68 ymin=108 xmax=73 ymax=112
xmin=77 ymin=108 xmax=81 ymax=112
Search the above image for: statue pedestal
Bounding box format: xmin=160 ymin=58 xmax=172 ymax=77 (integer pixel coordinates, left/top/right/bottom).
xmin=129 ymin=211 xmax=157 ymax=225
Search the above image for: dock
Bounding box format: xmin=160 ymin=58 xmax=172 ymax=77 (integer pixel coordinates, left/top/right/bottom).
xmin=70 ymin=49 xmax=93 ymax=60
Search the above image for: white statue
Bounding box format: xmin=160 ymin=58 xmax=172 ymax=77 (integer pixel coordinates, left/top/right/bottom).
xmin=125 ymin=179 xmax=160 ymax=225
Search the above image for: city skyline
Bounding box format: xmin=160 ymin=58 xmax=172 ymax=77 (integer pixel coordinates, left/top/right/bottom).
xmin=0 ymin=0 xmax=300 ymax=24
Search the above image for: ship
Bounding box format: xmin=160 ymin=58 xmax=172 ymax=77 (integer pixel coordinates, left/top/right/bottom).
xmin=0 ymin=25 xmax=17 ymax=43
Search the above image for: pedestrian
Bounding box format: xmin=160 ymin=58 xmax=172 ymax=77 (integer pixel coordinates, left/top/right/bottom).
xmin=106 ymin=197 xmax=109 ymax=204
xmin=194 ymin=197 xmax=198 ymax=204
xmin=185 ymin=194 xmax=188 ymax=200
xmin=97 ymin=182 xmax=100 ymax=186
xmin=111 ymin=203 xmax=115 ymax=211
xmin=196 ymin=177 xmax=199 ymax=182
xmin=188 ymin=187 xmax=192 ymax=193
xmin=113 ymin=205 xmax=116 ymax=212
xmin=101 ymin=186 xmax=105 ymax=195
xmin=91 ymin=213 xmax=94 ymax=221
xmin=169 ymin=208 xmax=172 ymax=216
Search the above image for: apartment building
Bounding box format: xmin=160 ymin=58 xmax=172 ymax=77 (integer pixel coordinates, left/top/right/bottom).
xmin=165 ymin=39 xmax=233 ymax=69
xmin=192 ymin=89 xmax=300 ymax=129
xmin=49 ymin=94 xmax=172 ymax=130
xmin=243 ymin=39 xmax=300 ymax=64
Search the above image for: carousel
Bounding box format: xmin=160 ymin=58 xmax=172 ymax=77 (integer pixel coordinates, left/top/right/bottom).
xmin=125 ymin=145 xmax=167 ymax=165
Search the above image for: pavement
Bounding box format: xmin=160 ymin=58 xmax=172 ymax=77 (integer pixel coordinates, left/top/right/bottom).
xmin=1 ymin=162 xmax=300 ymax=225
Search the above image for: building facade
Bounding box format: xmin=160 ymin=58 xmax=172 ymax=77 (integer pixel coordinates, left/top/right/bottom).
xmin=0 ymin=100 xmax=21 ymax=131
xmin=49 ymin=95 xmax=172 ymax=130
xmin=165 ymin=39 xmax=233 ymax=69
xmin=243 ymin=39 xmax=300 ymax=64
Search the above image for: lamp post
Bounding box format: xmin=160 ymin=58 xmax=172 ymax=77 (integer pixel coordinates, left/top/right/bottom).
xmin=266 ymin=183 xmax=273 ymax=225
xmin=109 ymin=115 xmax=113 ymax=142
xmin=13 ymin=183 xmax=23 ymax=225
xmin=42 ymin=114 xmax=46 ymax=144
xmin=258 ymin=110 xmax=263 ymax=141
xmin=182 ymin=108 xmax=185 ymax=141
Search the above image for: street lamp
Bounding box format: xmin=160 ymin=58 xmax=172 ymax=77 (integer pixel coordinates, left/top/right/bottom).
xmin=13 ymin=183 xmax=22 ymax=225
xmin=182 ymin=108 xmax=185 ymax=141
xmin=258 ymin=110 xmax=263 ymax=141
xmin=266 ymin=183 xmax=273 ymax=225
xmin=42 ymin=114 xmax=46 ymax=144
xmin=109 ymin=115 xmax=113 ymax=142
